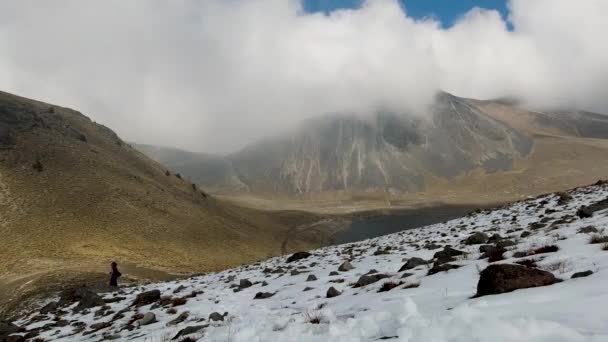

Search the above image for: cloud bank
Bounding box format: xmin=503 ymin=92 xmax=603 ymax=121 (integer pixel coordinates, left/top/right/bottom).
xmin=0 ymin=0 xmax=607 ymax=153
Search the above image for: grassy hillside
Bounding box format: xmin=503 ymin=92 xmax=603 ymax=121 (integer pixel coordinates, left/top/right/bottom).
xmin=0 ymin=91 xmax=335 ymax=314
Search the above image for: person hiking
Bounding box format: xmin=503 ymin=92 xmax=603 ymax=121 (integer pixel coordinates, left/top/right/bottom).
xmin=109 ymin=262 xmax=122 ymax=288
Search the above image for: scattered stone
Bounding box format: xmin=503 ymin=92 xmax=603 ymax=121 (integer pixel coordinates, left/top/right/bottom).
xmin=90 ymin=322 xmax=112 ymax=331
xmin=329 ymin=271 xmax=339 ymax=276
xmin=103 ymin=296 xmax=126 ymax=304
xmin=353 ymin=274 xmax=390 ymax=288
xmin=173 ymin=285 xmax=187 ymax=294
xmin=303 ymin=287 xmax=314 ymax=292
xmin=254 ymin=292 xmax=275 ymax=299
xmin=424 ymin=243 xmax=442 ymax=250
xmin=0 ymin=321 xmax=19 ymax=339
xmin=327 ymin=287 xmax=342 ymax=298
xmin=400 ymin=272 xmax=414 ymax=278
xmin=168 ymin=312 xmax=189 ymax=326
xmin=571 ymin=270 xmax=594 ymax=279
xmin=338 ymin=261 xmax=354 ymax=272
xmin=428 ymin=263 xmax=461 ymax=275
xmin=398 ymin=257 xmax=427 ymax=271
xmin=40 ymin=301 xmax=58 ymax=314
xmin=239 ymin=279 xmax=253 ymax=289
xmin=576 ymin=198 xmax=608 ymax=218
xmin=464 ymin=232 xmax=489 ymax=245
xmin=140 ymin=312 xmax=156 ymax=326
xmin=433 ymin=247 xmax=465 ymax=265
xmin=4 ymin=335 xmax=25 ymax=342
xmin=209 ymin=312 xmax=224 ymax=322
xmin=306 ymin=274 xmax=318 ymax=282
xmin=476 ymin=264 xmax=557 ymax=297
xmin=133 ymin=290 xmax=161 ymax=307
xmin=58 ymin=287 xmax=105 ymax=313
xmin=578 ymin=226 xmax=599 ymax=234
xmin=496 ymin=239 xmax=517 ymax=248
xmin=286 ymin=252 xmax=312 ymax=263
xmin=173 ymin=325 xmax=207 ymax=340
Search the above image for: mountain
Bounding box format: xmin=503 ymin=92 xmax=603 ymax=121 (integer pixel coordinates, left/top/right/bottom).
xmin=9 ymin=180 xmax=608 ymax=341
xmin=137 ymin=92 xmax=608 ymax=208
xmin=0 ymin=91 xmax=336 ymax=314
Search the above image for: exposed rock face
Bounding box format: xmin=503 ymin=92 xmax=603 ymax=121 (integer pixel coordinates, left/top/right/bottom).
xmin=139 ymin=92 xmax=536 ymax=195
xmin=476 ymin=264 xmax=557 ymax=297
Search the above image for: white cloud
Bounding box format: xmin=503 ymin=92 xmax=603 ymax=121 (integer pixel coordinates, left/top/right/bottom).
xmin=0 ymin=0 xmax=607 ymax=153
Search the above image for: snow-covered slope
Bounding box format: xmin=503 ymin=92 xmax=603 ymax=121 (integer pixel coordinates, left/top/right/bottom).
xmin=12 ymin=181 xmax=608 ymax=341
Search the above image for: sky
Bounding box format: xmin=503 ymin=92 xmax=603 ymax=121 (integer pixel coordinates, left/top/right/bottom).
xmin=0 ymin=0 xmax=607 ymax=154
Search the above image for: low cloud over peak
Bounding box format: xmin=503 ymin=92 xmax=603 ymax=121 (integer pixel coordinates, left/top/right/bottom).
xmin=1 ymin=0 xmax=607 ymax=153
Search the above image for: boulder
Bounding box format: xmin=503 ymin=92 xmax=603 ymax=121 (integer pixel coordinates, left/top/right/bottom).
xmin=428 ymin=263 xmax=461 ymax=275
xmin=254 ymin=292 xmax=275 ymax=299
xmin=433 ymin=247 xmax=465 ymax=265
xmin=326 ymin=287 xmax=342 ymax=298
xmin=58 ymin=287 xmax=104 ymax=313
xmin=398 ymin=257 xmax=427 ymax=271
xmin=133 ymin=290 xmax=161 ymax=307
xmin=464 ymin=232 xmax=488 ymax=245
xmin=286 ymin=252 xmax=311 ymax=263
xmin=239 ymin=279 xmax=252 ymax=289
xmin=209 ymin=312 xmax=225 ymax=322
xmin=353 ymin=274 xmax=390 ymax=288
xmin=329 ymin=271 xmax=339 ymax=276
xmin=306 ymin=274 xmax=317 ymax=282
xmin=173 ymin=325 xmax=207 ymax=340
xmin=338 ymin=261 xmax=354 ymax=272
xmin=139 ymin=312 xmax=156 ymax=326
xmin=0 ymin=321 xmax=19 ymax=339
xmin=571 ymin=270 xmax=593 ymax=279
xmin=476 ymin=264 xmax=557 ymax=297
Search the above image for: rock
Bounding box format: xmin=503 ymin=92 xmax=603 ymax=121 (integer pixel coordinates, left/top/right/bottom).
xmin=479 ymin=245 xmax=493 ymax=254
xmin=168 ymin=312 xmax=189 ymax=326
xmin=239 ymin=279 xmax=253 ymax=289
xmin=476 ymin=264 xmax=557 ymax=297
xmin=464 ymin=232 xmax=488 ymax=245
xmin=556 ymin=191 xmax=572 ymax=204
xmin=338 ymin=261 xmax=354 ymax=272
xmin=487 ymin=234 xmax=503 ymax=243
xmin=0 ymin=321 xmax=19 ymax=339
xmin=400 ymin=272 xmax=414 ymax=278
xmin=571 ymin=270 xmax=594 ymax=279
xmin=133 ymin=290 xmax=161 ymax=307
xmin=353 ymin=274 xmax=390 ymax=288
xmin=326 ymin=287 xmax=342 ymax=298
xmin=576 ymin=198 xmax=608 ymax=218
xmin=433 ymin=247 xmax=464 ymax=265
xmin=209 ymin=312 xmax=224 ymax=322
xmin=306 ymin=274 xmax=317 ymax=282
xmin=4 ymin=335 xmax=25 ymax=342
xmin=329 ymin=271 xmax=339 ymax=276
xmin=103 ymin=296 xmax=126 ymax=304
xmin=90 ymin=322 xmax=112 ymax=331
xmin=303 ymin=287 xmax=314 ymax=292
xmin=286 ymin=251 xmax=311 ymax=263
xmin=428 ymin=263 xmax=461 ymax=275
xmin=529 ymin=222 xmax=546 ymax=230
xmin=495 ymin=240 xmax=516 ymax=248
xmin=578 ymin=226 xmax=599 ymax=234
xmin=140 ymin=312 xmax=156 ymax=326
xmin=254 ymin=292 xmax=275 ymax=299
xmin=58 ymin=287 xmax=105 ymax=313
xmin=424 ymin=243 xmax=442 ymax=250
xmin=173 ymin=285 xmax=186 ymax=294
xmin=40 ymin=301 xmax=58 ymax=314
xmin=398 ymin=257 xmax=427 ymax=271
xmin=520 ymin=231 xmax=532 ymax=238
xmin=173 ymin=325 xmax=207 ymax=340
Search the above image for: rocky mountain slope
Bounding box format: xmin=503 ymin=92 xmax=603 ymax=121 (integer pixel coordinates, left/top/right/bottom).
xmin=0 ymin=91 xmax=336 ymax=316
xmin=137 ymin=92 xmax=608 ymax=207
xmin=8 ymin=180 xmax=608 ymax=341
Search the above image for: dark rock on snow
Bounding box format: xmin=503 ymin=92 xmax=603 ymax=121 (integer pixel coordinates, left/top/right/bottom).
xmin=286 ymin=251 xmax=312 ymax=263
xmin=476 ymin=264 xmax=557 ymax=297
xmin=571 ymin=270 xmax=594 ymax=279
